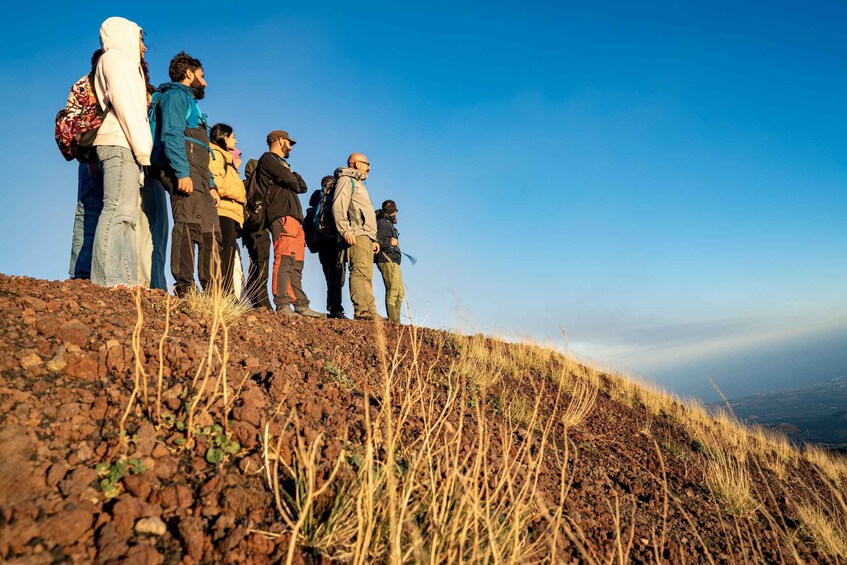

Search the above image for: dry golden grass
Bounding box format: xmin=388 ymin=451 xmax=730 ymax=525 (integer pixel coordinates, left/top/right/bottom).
xmin=184 ymin=285 xmax=251 ymax=326
xmin=796 ymin=504 xmax=847 ymax=558
xmin=705 ymin=445 xmax=758 ymax=517
xmin=749 ymin=426 xmax=795 ymax=480
xmin=560 ymin=369 xmax=598 ymax=430
xmin=804 ymin=444 xmax=847 ymax=485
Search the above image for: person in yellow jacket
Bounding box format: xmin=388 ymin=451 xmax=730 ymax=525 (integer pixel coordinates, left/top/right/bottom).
xmin=209 ymin=123 xmax=246 ymax=294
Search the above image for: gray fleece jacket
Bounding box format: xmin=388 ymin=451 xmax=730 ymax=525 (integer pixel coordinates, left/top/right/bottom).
xmin=331 ymin=167 xmax=377 ymax=241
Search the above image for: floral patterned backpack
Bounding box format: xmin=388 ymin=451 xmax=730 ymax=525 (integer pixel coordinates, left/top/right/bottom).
xmin=54 ymin=73 xmax=108 ymax=163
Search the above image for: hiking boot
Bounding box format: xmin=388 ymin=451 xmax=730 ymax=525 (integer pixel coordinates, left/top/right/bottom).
xmin=294 ymin=307 xmax=327 ymax=319
xmin=328 ymin=311 xmax=349 ymax=320
xmin=276 ymin=306 xmax=295 ymax=316
xmin=354 ymin=312 xmax=386 ymax=321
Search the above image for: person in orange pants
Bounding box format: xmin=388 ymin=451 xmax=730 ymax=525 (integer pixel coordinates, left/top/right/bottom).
xmin=253 ymin=130 xmax=325 ymax=317
xmin=271 ymin=215 xmax=310 ymax=312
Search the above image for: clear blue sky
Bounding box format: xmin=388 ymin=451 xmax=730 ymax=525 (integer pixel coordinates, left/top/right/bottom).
xmin=1 ymin=0 xmax=845 ymax=401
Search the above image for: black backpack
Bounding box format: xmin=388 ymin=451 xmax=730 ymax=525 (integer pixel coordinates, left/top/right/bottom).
xmin=243 ymin=168 xmax=268 ymax=232
xmin=303 ymin=191 xmax=322 ymax=253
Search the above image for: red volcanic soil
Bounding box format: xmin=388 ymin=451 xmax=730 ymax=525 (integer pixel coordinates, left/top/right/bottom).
xmin=0 ymin=274 xmax=840 ymax=563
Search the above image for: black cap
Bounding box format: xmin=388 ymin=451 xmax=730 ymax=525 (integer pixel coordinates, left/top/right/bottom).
xmin=381 ymin=200 xmax=398 ymax=214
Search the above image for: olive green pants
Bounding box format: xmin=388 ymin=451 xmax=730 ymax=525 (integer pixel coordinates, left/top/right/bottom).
xmin=377 ymin=261 xmax=404 ymax=322
xmin=348 ymin=235 xmax=377 ymax=316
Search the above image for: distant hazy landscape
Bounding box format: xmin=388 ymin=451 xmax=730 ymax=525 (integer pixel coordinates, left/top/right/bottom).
xmin=719 ymin=377 xmax=847 ymax=449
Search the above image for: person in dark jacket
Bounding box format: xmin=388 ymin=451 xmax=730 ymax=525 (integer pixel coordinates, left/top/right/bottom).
xmin=307 ymin=176 xmax=348 ymax=319
xmin=253 ymin=130 xmax=324 ymax=317
xmin=241 ymin=158 xmax=274 ymax=309
xmin=375 ymin=200 xmax=404 ymax=323
xmin=150 ymin=51 xmax=221 ymax=297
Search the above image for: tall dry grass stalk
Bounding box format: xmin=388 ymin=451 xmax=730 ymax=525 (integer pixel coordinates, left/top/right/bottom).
xmin=155 ymin=292 xmax=172 ymax=428
xmin=119 ymin=287 xmax=148 ymax=445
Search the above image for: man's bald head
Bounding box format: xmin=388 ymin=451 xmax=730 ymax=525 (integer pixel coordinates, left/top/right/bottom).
xmin=348 ymin=153 xmax=370 ymax=179
xmin=348 ymin=153 xmax=368 ymax=167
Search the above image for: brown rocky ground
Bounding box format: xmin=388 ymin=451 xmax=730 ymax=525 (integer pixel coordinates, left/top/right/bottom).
xmin=0 ymin=274 xmax=844 ymax=563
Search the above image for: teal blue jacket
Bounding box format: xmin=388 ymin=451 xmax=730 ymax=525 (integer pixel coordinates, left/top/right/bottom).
xmin=150 ymin=82 xmax=208 ymax=180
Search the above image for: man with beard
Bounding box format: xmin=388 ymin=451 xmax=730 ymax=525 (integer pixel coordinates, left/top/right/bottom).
xmin=251 ymin=130 xmax=325 ymax=317
xmin=150 ymin=51 xmax=221 ymax=296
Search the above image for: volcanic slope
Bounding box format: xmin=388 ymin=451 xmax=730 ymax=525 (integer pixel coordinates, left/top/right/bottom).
xmin=1 ymin=274 xmax=846 ymax=563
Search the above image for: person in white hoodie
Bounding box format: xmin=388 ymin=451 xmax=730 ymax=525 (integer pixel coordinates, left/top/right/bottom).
xmin=90 ymin=16 xmax=153 ymax=288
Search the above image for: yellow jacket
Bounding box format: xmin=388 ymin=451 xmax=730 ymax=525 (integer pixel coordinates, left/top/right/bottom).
xmin=209 ymin=143 xmax=246 ymax=226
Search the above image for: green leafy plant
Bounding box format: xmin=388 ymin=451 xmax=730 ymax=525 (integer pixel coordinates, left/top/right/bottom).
xmin=96 ymin=458 xmax=146 ymax=499
xmin=197 ymin=424 xmax=241 ymax=464
xmin=324 ymin=361 xmax=355 ymax=390
xmin=663 ymin=440 xmax=688 ymax=459
xmin=161 ymin=411 xmax=186 ymax=432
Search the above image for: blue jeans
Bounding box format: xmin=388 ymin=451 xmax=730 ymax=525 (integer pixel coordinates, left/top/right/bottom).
xmin=140 ymin=175 xmax=170 ymax=290
xmin=69 ymin=163 xmax=104 ymax=279
xmin=91 ymin=145 xmax=141 ymax=287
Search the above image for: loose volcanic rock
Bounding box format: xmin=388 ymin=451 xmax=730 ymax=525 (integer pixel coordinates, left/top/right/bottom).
xmin=59 ymin=320 xmax=91 ymax=347
xmin=19 ymin=353 xmax=43 ymax=369
xmin=43 ymin=508 xmax=95 ymax=547
xmin=111 ymin=495 xmax=143 ymax=536
xmin=176 ymin=515 xmax=206 ymax=560
xmin=122 ymin=475 xmax=152 ymax=501
xmin=135 ymin=516 xmax=167 ymax=536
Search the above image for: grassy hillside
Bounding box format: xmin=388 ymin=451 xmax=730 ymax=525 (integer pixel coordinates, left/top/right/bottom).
xmin=0 ymin=274 xmax=845 ymax=563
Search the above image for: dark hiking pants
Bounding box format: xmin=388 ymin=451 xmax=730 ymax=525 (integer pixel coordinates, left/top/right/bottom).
xmin=243 ymin=228 xmax=272 ymax=309
xmin=170 ymin=222 xmax=222 ymax=297
xmin=318 ymin=241 xmax=345 ymax=316
xmin=219 ymin=216 xmax=239 ymax=295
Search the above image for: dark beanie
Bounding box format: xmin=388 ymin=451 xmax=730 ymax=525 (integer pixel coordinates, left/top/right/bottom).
xmin=381 ymin=200 xmax=398 ymax=214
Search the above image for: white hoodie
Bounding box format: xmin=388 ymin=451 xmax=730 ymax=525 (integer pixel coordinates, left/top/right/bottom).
xmin=93 ymin=17 xmax=152 ymax=165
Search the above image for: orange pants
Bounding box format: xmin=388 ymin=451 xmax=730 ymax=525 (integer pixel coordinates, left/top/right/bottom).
xmin=271 ymin=216 xmax=308 ymax=308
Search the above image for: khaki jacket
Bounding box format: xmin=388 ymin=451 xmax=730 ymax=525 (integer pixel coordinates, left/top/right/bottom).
xmin=332 ymin=167 xmax=377 ymax=240
xmin=209 ymin=144 xmax=246 ymax=225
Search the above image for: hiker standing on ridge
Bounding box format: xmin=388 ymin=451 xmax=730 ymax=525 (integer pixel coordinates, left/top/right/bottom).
xmin=208 ymin=123 xmax=246 ymax=295
xmin=250 ymin=131 xmax=325 ymax=317
xmin=332 ymin=153 xmax=380 ymax=320
xmin=68 ymin=49 xmax=105 ymax=281
xmin=375 ymin=200 xmax=404 ymax=323
xmin=90 ymin=17 xmax=153 ymax=288
xmin=304 ymin=175 xmax=348 ymax=319
xmin=241 ymin=158 xmax=273 ymax=309
xmin=150 ymin=52 xmax=221 ymax=297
